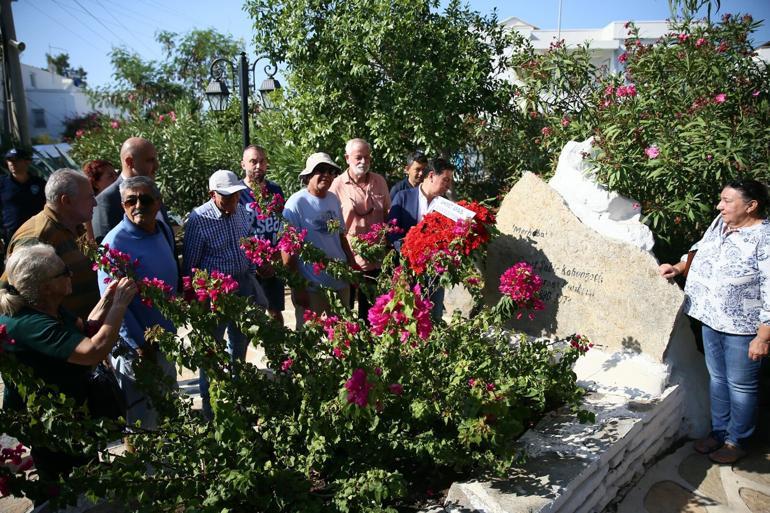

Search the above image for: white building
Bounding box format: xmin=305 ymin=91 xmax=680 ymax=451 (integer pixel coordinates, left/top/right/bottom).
xmin=501 ymin=17 xmax=671 ymax=74
xmin=20 ymin=63 xmax=95 ymax=142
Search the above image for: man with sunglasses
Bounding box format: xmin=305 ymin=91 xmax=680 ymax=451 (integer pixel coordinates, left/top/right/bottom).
xmin=283 ymin=153 xmax=356 ymax=329
xmin=329 ymin=138 xmax=391 ymax=319
xmin=92 ymin=137 xmax=169 ymax=243
xmin=183 ymin=169 xmax=267 ymax=419
xmin=97 ymin=176 xmax=178 ymax=430
xmin=0 ymin=147 xmax=46 ymax=251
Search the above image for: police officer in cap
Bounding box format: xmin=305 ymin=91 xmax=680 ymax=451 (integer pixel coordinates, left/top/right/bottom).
xmin=0 ymin=148 xmax=46 ymax=252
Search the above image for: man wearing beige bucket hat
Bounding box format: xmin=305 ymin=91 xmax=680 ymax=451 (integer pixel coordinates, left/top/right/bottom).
xmin=281 ymin=153 xmax=356 ymax=329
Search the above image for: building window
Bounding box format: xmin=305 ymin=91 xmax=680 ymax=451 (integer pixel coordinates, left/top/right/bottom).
xmin=31 ymin=109 xmax=46 ymax=129
xmin=29 ymin=73 xmax=36 ymax=88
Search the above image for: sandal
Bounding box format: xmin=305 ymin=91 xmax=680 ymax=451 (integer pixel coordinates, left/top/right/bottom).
xmin=709 ymin=442 xmax=746 ymax=464
xmin=694 ymin=435 xmax=722 ymax=454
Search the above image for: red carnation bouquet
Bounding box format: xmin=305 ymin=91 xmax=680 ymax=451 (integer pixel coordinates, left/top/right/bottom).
xmin=401 ymin=200 xmax=496 ymax=282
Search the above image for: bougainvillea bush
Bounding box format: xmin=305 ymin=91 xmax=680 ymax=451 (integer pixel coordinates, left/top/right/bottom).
xmin=0 ymin=204 xmax=592 ymax=512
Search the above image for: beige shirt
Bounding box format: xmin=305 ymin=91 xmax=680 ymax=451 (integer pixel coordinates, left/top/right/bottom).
xmin=329 ymin=170 xmax=391 ymax=270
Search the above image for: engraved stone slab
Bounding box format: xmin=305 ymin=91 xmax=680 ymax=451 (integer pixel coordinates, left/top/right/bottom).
xmin=483 ymin=172 xmax=684 ymax=362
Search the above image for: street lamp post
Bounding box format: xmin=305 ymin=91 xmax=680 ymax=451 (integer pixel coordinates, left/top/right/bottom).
xmin=205 ymin=52 xmax=281 ymax=149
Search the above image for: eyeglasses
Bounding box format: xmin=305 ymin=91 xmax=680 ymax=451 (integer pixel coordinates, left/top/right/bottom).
xmin=123 ymin=194 xmax=157 ymax=207
xmin=52 ymin=265 xmax=72 ymax=279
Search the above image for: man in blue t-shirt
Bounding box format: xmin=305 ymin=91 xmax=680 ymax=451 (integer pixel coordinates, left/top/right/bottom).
xmin=282 ymin=152 xmax=355 ymax=329
xmin=238 ymin=145 xmax=286 ymax=324
xmin=0 ymin=147 xmax=46 ymax=248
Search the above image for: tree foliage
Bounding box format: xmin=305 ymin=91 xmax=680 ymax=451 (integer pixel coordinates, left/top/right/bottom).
xmin=90 ymin=29 xmax=243 ymax=117
xmin=45 ymin=52 xmax=87 ymax=84
xmin=70 ymin=102 xmax=243 ymax=217
xmin=244 ymin=0 xmax=528 ymax=193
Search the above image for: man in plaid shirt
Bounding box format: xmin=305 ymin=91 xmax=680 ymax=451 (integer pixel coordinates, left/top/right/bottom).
xmin=183 ymin=169 xmax=267 ymax=419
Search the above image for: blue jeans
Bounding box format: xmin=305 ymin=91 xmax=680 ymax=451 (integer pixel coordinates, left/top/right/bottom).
xmin=111 ymin=350 xmax=177 ymax=430
xmin=702 ymin=324 xmax=761 ymax=447
xmin=200 ymin=272 xmax=266 ymax=419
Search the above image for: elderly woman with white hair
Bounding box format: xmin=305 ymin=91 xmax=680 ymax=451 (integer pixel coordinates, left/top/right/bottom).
xmin=0 ymin=243 xmax=136 ymax=484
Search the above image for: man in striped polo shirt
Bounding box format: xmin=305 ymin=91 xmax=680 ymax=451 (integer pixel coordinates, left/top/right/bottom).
xmin=4 ymin=168 xmax=99 ymax=319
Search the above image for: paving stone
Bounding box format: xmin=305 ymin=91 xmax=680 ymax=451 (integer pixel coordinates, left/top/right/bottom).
xmin=733 ymin=450 xmax=770 ymax=488
xmin=643 ymin=480 xmax=709 ymax=513
xmin=677 ymin=453 xmax=727 ymax=505
xmin=739 ymin=487 xmax=770 ymax=513
xmin=0 ymin=496 xmax=33 ymax=513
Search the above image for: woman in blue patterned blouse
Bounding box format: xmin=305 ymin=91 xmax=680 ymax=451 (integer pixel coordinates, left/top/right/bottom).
xmin=659 ymin=178 xmax=770 ymax=464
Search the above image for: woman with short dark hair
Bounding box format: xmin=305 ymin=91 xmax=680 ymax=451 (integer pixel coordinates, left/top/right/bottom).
xmin=82 ymin=159 xmax=117 ymax=241
xmin=659 ymin=178 xmax=770 ymax=464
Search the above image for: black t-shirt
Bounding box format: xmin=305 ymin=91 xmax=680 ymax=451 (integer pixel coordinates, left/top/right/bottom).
xmin=0 ymin=174 xmax=47 ymax=242
xmin=1 ymin=307 xmax=88 ymax=412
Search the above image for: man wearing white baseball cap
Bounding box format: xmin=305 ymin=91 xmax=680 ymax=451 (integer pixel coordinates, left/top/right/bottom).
xmin=183 ymin=169 xmax=267 ymax=419
xmin=282 ymin=153 xmax=356 ymax=329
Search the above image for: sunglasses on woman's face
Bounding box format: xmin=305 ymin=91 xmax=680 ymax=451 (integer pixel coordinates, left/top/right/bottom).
xmin=122 ymin=194 xmax=157 ymax=207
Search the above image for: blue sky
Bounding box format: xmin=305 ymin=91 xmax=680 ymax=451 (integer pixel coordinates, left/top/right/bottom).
xmin=12 ymin=0 xmax=770 ymax=89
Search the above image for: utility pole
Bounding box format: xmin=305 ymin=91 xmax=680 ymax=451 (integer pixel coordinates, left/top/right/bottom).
xmin=0 ymin=0 xmax=29 ymax=146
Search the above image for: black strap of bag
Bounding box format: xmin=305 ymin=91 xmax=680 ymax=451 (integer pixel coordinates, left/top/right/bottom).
xmin=86 ymin=362 xmax=127 ymax=421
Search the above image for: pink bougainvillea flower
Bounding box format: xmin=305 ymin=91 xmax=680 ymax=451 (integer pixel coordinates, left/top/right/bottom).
xmin=644 ymin=145 xmax=661 ymax=159
xmin=75 ymin=129 xmax=85 ymax=138
xmin=276 ymin=226 xmax=306 ymax=255
xmin=713 ymin=93 xmax=726 ymax=104
xmin=695 ymin=37 xmax=707 ymax=48
xmin=110 ymin=120 xmax=120 ymax=129
xmin=752 ymin=90 xmax=760 ymax=97
xmin=561 ymin=117 xmax=571 ymax=127
xmin=280 ymin=358 xmax=293 ymax=372
xmin=388 ymin=383 xmax=403 ymax=396
xmin=344 ymin=368 xmax=373 ymax=407
xmin=498 ymin=262 xmax=546 ymax=314
xmin=617 ymin=52 xmax=628 ymax=64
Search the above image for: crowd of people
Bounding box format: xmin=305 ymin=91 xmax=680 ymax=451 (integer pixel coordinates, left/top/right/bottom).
xmin=0 ymin=136 xmax=456 ymax=487
xmin=0 ymin=134 xmax=766 ymax=492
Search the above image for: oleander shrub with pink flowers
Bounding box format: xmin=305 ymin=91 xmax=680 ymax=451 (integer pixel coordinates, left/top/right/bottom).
xmin=0 ymin=202 xmax=594 ymax=512
xmin=591 ymin=8 xmax=770 ymax=260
